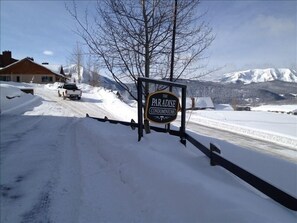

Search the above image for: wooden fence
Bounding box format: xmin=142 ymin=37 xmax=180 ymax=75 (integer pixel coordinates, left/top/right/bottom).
xmin=86 ymin=114 xmax=297 ymax=211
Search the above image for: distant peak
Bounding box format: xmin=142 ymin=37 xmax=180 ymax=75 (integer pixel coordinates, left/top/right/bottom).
xmin=220 ymin=68 xmax=297 ymax=84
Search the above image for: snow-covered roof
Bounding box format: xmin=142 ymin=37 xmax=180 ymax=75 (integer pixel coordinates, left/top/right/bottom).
xmin=0 ymin=58 xmax=66 ymax=78
xmin=194 ymin=97 xmax=214 ymax=108
xmin=42 ymin=64 xmax=63 ymax=75
xmin=184 ymin=97 xmax=214 ymax=109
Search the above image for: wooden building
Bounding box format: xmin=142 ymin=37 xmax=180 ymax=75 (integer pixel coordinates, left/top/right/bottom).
xmin=0 ymin=57 xmax=66 ymax=83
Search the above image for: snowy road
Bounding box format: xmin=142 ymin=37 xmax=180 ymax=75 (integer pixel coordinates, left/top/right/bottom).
xmin=0 ymin=86 xmax=120 ymax=222
xmin=34 ymin=86 xmax=116 ymax=118
xmin=185 ymin=121 xmax=297 ymax=163
xmin=0 ymin=114 xmax=81 ymax=222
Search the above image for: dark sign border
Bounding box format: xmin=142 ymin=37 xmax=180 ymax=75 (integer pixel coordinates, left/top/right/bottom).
xmin=145 ymin=91 xmax=180 ymax=124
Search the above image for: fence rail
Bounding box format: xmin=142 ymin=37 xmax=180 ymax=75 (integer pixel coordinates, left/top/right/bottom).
xmin=86 ymin=114 xmax=297 ymax=211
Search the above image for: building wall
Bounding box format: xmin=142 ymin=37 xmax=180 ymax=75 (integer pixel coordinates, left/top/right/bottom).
xmin=0 ymin=58 xmax=66 ymax=83
xmin=0 ymin=74 xmax=58 ymax=84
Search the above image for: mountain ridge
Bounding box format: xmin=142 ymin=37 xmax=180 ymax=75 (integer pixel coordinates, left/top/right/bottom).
xmin=220 ymin=68 xmax=297 ymax=84
xmin=173 ymin=79 xmax=297 ymax=106
xmin=62 ymin=64 xmax=297 ymax=106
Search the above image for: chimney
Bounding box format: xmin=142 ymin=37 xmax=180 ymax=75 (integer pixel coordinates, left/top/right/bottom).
xmin=3 ymin=51 xmax=12 ymax=60
xmin=2 ymin=51 xmax=12 ymax=66
xmin=0 ymin=50 xmax=19 ymax=67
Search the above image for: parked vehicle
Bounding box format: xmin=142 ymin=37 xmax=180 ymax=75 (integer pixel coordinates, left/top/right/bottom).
xmin=58 ymin=83 xmax=82 ymax=100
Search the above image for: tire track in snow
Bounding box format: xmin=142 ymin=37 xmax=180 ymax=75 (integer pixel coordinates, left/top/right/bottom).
xmin=1 ymin=113 xmax=82 ymax=222
xmin=20 ymin=181 xmax=53 ymax=223
xmin=35 ymin=86 xmax=115 ymax=118
xmin=49 ymin=118 xmax=83 ymax=222
xmin=0 ymin=115 xmax=44 ymax=155
xmin=18 ymin=117 xmax=76 ymax=223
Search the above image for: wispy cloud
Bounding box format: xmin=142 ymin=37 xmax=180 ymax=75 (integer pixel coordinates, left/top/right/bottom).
xmin=43 ymin=50 xmax=54 ymax=56
xmin=255 ymin=15 xmax=295 ymax=35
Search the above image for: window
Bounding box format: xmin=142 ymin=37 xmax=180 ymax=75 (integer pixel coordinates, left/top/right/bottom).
xmin=64 ymin=84 xmax=78 ymax=90
xmin=41 ymin=76 xmax=53 ymax=82
xmin=0 ymin=76 xmax=11 ymax=81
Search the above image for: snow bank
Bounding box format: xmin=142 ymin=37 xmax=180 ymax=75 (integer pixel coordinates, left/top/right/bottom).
xmin=74 ymin=119 xmax=297 ymax=222
xmin=252 ymin=104 xmax=297 ymax=113
xmin=0 ymin=82 xmax=41 ymax=115
xmin=44 ymin=82 xmax=64 ymax=90
xmin=78 ymin=83 xmax=138 ymax=121
xmin=188 ymin=110 xmax=297 ymax=149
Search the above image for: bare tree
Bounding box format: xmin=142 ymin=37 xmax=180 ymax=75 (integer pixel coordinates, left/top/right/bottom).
xmin=67 ymin=0 xmax=214 ymax=99
xmin=86 ymin=54 xmax=101 ymax=87
xmin=68 ymin=42 xmax=84 ymax=83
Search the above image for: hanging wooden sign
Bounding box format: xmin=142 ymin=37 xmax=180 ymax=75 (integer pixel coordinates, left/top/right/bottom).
xmin=145 ymin=91 xmax=180 ymax=124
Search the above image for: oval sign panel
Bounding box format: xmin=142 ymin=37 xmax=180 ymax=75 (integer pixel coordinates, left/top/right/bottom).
xmin=145 ymin=91 xmax=180 ymax=124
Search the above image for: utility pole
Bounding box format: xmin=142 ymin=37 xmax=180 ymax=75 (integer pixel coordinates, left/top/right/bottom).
xmin=169 ymin=0 xmax=177 ymax=91
xmin=167 ymin=0 xmax=178 ymax=131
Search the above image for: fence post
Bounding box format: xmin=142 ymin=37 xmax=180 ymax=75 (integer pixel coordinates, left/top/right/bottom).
xmin=180 ymin=86 xmax=187 ymax=145
xmin=137 ymin=79 xmax=143 ymax=141
xmin=210 ymin=143 xmax=221 ymax=166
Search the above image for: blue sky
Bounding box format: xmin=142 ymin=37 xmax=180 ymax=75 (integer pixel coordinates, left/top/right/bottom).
xmin=200 ymin=0 xmax=297 ymax=73
xmin=1 ymin=0 xmax=296 ymax=75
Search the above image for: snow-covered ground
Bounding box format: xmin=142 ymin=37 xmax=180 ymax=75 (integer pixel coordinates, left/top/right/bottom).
xmin=1 ymin=81 xmax=296 ymax=222
xmin=187 ymin=109 xmax=297 ymax=150
xmin=252 ymin=104 xmax=297 ymax=113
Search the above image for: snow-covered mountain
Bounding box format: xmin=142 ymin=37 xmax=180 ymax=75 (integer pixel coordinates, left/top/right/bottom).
xmin=220 ymin=68 xmax=297 ymax=84
xmin=63 ymin=64 xmax=123 ymax=90
xmin=63 ymin=64 xmax=90 ymax=83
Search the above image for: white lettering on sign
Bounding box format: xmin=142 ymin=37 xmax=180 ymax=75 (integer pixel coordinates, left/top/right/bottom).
xmin=149 ymin=107 xmax=177 ymax=115
xmin=151 ymin=98 xmax=176 ymax=108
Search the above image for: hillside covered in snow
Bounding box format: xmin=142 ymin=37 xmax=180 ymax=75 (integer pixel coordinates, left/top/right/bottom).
xmin=61 ymin=64 xmax=297 ymax=106
xmin=63 ymin=64 xmax=89 ymax=83
xmin=220 ymin=68 xmax=297 ymax=84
